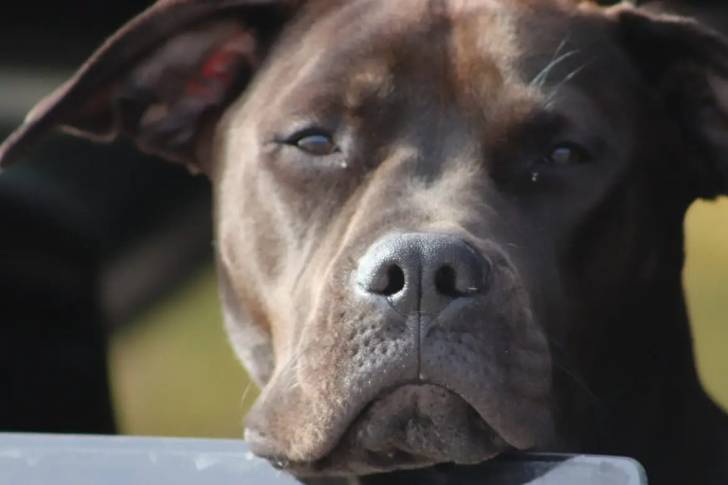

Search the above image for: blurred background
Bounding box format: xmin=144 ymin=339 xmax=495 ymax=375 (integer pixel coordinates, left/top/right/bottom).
xmin=0 ymin=1 xmax=725 ymax=439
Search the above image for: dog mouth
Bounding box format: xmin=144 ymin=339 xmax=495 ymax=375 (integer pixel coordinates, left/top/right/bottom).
xmin=284 ymin=383 xmax=510 ymax=476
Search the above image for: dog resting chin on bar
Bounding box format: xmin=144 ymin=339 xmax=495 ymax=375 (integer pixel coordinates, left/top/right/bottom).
xmin=1 ymin=1 xmax=728 ymax=484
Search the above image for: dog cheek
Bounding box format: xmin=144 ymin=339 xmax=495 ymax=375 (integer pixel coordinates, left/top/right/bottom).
xmin=223 ymin=308 xmax=275 ymax=386
xmin=217 ymin=259 xmax=276 ymax=386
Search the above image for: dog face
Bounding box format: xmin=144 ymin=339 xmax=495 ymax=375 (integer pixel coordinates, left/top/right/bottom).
xmin=2 ymin=0 xmax=728 ymax=478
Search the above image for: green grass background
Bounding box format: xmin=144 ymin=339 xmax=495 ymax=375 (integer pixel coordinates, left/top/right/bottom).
xmin=109 ymin=199 xmax=728 ymax=438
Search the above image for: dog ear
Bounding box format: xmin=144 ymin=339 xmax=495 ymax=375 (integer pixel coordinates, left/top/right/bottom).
xmin=0 ymin=0 xmax=301 ymax=174
xmin=613 ymin=5 xmax=728 ymax=198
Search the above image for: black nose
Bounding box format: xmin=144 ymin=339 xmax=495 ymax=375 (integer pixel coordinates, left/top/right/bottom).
xmin=356 ymin=233 xmax=490 ymax=315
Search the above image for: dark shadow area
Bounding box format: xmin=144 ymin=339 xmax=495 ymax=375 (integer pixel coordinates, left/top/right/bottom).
xmin=347 ymin=457 xmax=562 ymax=485
xmin=0 ymin=1 xmax=214 ymax=433
xmin=305 ymin=453 xmax=645 ymax=484
xmin=305 ymin=455 xmax=605 ymax=485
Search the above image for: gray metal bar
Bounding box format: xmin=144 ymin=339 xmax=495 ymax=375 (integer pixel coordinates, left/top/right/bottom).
xmin=0 ymin=433 xmax=647 ymax=485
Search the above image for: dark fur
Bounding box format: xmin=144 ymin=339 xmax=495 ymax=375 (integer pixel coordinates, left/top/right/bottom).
xmin=1 ymin=1 xmax=727 ymax=484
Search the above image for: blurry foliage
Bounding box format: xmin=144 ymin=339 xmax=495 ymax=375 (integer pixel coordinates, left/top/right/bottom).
xmin=684 ymin=199 xmax=728 ymax=409
xmin=109 ymin=268 xmax=256 ymax=438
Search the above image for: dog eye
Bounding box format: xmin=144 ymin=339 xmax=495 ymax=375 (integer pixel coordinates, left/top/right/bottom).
xmin=543 ymin=143 xmax=590 ymax=166
xmin=287 ymin=131 xmax=338 ymax=156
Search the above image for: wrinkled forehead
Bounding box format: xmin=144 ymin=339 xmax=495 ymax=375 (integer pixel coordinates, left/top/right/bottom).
xmin=256 ymin=0 xmax=536 ymax=117
xmin=239 ymin=0 xmax=639 ymax=153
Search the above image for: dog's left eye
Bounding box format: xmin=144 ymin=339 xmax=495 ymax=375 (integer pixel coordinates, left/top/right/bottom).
xmin=287 ymin=130 xmax=338 ymax=156
xmin=542 ymin=143 xmax=590 ymax=166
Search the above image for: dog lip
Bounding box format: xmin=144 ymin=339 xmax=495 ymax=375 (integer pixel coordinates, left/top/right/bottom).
xmin=281 ymin=381 xmax=512 ymax=476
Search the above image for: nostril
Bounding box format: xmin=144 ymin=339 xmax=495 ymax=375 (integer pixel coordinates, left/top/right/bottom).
xmin=378 ymin=264 xmax=406 ymax=296
xmin=434 ymin=263 xmax=485 ymax=298
xmin=435 ymin=265 xmax=461 ymax=298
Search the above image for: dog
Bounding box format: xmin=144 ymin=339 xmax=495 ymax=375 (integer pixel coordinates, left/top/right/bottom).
xmin=1 ymin=1 xmax=727 ymax=484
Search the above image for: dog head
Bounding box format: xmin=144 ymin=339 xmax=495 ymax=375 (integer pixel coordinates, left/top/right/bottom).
xmin=3 ymin=0 xmax=728 ymax=477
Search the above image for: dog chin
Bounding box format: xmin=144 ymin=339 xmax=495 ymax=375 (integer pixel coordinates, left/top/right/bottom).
xmin=288 ymin=384 xmax=510 ymax=477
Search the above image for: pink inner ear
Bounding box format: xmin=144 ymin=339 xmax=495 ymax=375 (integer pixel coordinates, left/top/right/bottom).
xmin=126 ymin=26 xmax=261 ymax=167
xmin=185 ymin=31 xmax=258 ymax=99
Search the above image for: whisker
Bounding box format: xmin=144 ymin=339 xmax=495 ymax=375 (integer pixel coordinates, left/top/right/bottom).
xmin=544 ymin=62 xmax=590 ymax=106
xmin=552 ymin=360 xmax=603 ymax=408
xmin=530 ymin=35 xmax=578 ymax=88
xmin=278 ymin=336 xmax=320 ymax=393
xmin=545 ymin=336 xmax=605 ymax=411
xmin=241 ymin=380 xmax=256 ymax=405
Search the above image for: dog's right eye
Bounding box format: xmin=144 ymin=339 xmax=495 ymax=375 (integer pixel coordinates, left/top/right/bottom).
xmin=285 ymin=130 xmax=338 ymax=156
xmin=542 ymin=143 xmax=591 ymax=166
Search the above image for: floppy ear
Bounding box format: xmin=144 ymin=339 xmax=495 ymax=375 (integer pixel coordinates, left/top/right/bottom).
xmin=0 ymin=0 xmax=300 ymax=174
xmin=613 ymin=5 xmax=728 ymax=198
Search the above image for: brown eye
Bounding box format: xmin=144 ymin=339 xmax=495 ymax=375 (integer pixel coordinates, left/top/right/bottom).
xmin=290 ymin=132 xmax=338 ymax=156
xmin=544 ymin=143 xmax=590 ymax=166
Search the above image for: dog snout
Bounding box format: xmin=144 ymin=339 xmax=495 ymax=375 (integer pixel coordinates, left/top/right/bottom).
xmin=356 ymin=233 xmax=491 ymax=315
